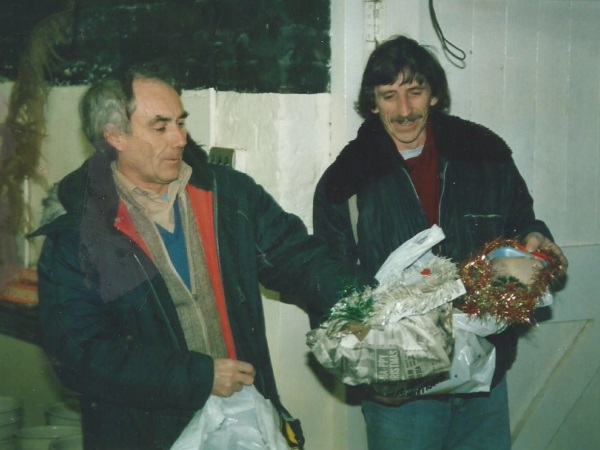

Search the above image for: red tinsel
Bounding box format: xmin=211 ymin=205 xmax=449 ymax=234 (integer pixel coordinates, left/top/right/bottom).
xmin=456 ymin=238 xmax=564 ymax=324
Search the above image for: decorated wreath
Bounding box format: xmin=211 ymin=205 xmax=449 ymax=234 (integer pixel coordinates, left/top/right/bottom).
xmin=456 ymin=238 xmax=565 ymax=324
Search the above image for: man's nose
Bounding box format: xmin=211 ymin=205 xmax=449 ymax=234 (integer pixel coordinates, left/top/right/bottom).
xmin=397 ymin=95 xmax=411 ymax=116
xmin=172 ymin=127 xmax=187 ymax=148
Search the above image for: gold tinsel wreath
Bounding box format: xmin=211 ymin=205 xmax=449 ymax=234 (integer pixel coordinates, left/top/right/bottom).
xmin=456 ymin=238 xmax=564 ymax=324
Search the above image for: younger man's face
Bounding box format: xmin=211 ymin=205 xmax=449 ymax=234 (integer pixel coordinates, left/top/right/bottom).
xmin=372 ymin=72 xmax=438 ymax=152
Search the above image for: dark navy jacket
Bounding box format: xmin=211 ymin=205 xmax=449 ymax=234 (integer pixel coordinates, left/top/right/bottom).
xmin=313 ymin=113 xmax=552 ymax=385
xmin=34 ymin=143 xmax=369 ymax=449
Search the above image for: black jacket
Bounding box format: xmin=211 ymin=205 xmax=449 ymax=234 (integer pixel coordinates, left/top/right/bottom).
xmin=33 ymin=143 xmax=370 ymax=449
xmin=313 ymin=113 xmax=552 ymax=384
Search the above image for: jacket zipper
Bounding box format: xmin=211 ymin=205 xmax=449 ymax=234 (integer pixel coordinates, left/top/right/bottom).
xmin=211 ymin=174 xmax=266 ymax=394
xmin=400 ymin=161 xmax=448 ymax=255
xmin=400 ymin=165 xmax=423 ymax=211
xmin=210 ymin=179 xmax=248 ymax=321
xmin=211 ymin=177 xmax=225 ymax=290
xmin=436 ymin=161 xmax=449 ymax=255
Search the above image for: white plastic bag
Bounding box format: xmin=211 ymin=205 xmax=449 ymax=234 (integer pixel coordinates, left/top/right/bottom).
xmin=375 ymin=224 xmax=446 ymax=286
xmin=421 ymin=311 xmax=497 ymax=395
xmin=170 ymin=385 xmax=288 ymax=450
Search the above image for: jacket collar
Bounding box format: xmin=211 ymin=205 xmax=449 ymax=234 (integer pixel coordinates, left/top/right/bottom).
xmin=30 ymin=140 xmax=212 ymax=238
xmin=182 ymin=138 xmax=213 ymax=191
xmin=56 ymin=140 xmax=211 ymax=218
xmin=324 ymin=118 xmax=402 ymax=203
xmin=324 ymin=113 xmax=513 ymax=203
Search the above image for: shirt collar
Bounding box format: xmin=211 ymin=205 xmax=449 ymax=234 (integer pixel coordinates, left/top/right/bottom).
xmin=111 ymin=161 xmax=192 ymax=231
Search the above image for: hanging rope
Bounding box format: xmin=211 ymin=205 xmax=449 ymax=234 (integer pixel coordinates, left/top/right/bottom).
xmin=429 ymin=0 xmax=466 ymax=68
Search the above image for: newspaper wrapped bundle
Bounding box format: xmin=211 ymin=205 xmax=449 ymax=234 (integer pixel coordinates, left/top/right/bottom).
xmin=307 ymin=225 xmax=466 ymax=396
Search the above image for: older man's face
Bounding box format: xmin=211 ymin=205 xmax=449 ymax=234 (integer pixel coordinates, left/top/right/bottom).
xmin=114 ymin=78 xmax=188 ymax=195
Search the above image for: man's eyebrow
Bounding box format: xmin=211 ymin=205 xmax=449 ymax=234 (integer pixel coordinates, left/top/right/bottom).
xmin=149 ymin=111 xmax=189 ymax=125
xmin=376 ymin=83 xmax=426 ymax=96
xmin=406 ymin=85 xmax=426 ymax=92
xmin=376 ymin=87 xmax=397 ymax=96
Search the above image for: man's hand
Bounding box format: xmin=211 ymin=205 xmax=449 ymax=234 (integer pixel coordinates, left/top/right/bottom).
xmin=212 ymin=358 xmax=255 ymax=397
xmin=524 ymin=232 xmax=569 ymax=276
xmin=344 ymin=321 xmax=370 ymax=341
xmin=491 ymin=257 xmax=545 ymax=284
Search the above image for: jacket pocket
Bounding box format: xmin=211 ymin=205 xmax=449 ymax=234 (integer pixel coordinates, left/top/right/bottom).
xmin=462 ymin=213 xmax=504 ymax=251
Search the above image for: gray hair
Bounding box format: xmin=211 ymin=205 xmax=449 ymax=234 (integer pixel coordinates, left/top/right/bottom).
xmin=80 ymin=77 xmax=133 ymax=158
xmin=79 ymin=62 xmax=181 ymax=158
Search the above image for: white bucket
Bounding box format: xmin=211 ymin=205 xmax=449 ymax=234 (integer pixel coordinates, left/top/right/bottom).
xmin=0 ymin=437 xmax=17 ymax=450
xmin=48 ymin=434 xmax=83 ymax=450
xmin=0 ymin=397 xmax=23 ymax=424
xmin=44 ymin=401 xmax=81 ymax=427
xmin=14 ymin=426 xmax=81 ymax=450
xmin=0 ymin=421 xmax=21 ymax=442
xmin=0 ymin=397 xmax=23 ymax=441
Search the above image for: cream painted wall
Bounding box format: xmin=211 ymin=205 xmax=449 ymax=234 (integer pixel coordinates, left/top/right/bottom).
xmin=335 ymin=1 xmax=600 ymax=449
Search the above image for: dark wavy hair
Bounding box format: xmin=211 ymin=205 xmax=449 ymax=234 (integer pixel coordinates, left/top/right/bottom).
xmin=355 ymin=35 xmax=450 ymax=119
xmin=79 ymin=60 xmax=182 ymax=158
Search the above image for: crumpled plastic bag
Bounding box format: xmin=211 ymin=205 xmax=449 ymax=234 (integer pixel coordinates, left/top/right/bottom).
xmin=170 ymin=385 xmax=288 ymax=450
xmin=420 ymin=311 xmax=497 ymax=395
xmin=376 ymin=224 xmax=446 ymax=286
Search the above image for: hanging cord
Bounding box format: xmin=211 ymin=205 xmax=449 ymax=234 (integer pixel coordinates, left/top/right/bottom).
xmin=429 ymin=0 xmax=467 ymax=68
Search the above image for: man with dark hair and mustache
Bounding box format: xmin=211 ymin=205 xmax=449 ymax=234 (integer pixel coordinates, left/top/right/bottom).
xmin=312 ymin=35 xmax=568 ymax=449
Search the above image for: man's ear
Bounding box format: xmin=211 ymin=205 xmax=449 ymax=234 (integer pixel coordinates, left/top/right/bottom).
xmin=103 ymin=124 xmax=126 ymax=152
xmin=430 ymin=96 xmax=439 ymax=106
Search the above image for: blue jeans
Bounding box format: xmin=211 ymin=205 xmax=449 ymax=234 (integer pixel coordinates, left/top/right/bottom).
xmin=362 ymin=377 xmax=511 ymax=450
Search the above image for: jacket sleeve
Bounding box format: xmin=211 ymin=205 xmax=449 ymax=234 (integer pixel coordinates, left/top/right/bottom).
xmin=505 ymin=159 xmax=553 ymax=241
xmin=245 ymin=176 xmax=373 ymax=319
xmin=312 ymin=170 xmax=361 ymax=265
xmin=37 ymin=230 xmax=215 ymax=411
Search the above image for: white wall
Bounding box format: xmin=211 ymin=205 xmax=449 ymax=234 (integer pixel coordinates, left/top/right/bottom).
xmin=380 ymin=0 xmax=600 ymax=247
xmin=348 ymin=1 xmax=600 ymax=449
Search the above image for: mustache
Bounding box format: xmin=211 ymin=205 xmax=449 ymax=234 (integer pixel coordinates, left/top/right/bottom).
xmin=392 ymin=115 xmax=422 ymax=123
